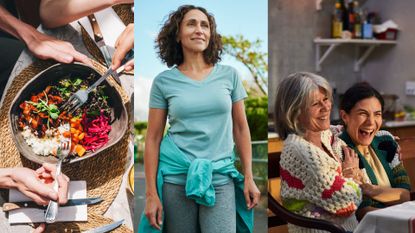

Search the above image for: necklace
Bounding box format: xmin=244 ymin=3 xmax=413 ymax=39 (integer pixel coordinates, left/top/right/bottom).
xmin=358 ymin=145 xmax=371 ymax=156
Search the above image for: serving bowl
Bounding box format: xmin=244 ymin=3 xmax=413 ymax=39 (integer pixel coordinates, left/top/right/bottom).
xmin=9 ymin=63 xmax=128 ymax=164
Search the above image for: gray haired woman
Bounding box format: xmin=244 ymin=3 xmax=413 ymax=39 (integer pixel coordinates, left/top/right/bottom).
xmin=274 ymin=72 xmax=363 ymax=233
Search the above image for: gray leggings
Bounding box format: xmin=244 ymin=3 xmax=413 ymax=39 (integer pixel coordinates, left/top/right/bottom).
xmin=162 ymin=181 xmax=236 ymax=233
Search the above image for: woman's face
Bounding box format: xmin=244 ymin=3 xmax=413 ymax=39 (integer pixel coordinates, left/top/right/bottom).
xmin=177 ymin=9 xmax=211 ymax=54
xmin=299 ymin=88 xmax=332 ymax=133
xmin=341 ymin=97 xmax=383 ymax=146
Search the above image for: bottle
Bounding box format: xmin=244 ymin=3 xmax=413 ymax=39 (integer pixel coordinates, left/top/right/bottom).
xmin=340 ymin=0 xmax=349 ymax=32
xmin=353 ymin=1 xmax=362 ymax=38
xmin=347 ymin=0 xmax=355 ymax=35
xmin=362 ymin=9 xmax=373 ymax=39
xmin=332 ymin=1 xmax=343 ymax=38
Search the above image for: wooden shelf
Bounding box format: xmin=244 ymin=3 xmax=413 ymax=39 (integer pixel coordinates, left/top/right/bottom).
xmin=314 ymin=38 xmax=397 ymax=72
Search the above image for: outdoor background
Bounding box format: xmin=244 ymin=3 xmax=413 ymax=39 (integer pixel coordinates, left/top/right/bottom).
xmin=134 ymin=0 xmax=268 ymax=231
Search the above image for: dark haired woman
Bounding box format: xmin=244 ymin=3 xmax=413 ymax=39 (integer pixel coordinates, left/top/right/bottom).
xmin=139 ymin=5 xmax=260 ymax=233
xmin=337 ymin=82 xmax=411 ymax=220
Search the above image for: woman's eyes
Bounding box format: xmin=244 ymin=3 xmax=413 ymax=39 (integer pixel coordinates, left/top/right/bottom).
xmin=186 ymin=21 xmax=209 ymax=28
xmin=311 ymin=98 xmax=328 ymax=106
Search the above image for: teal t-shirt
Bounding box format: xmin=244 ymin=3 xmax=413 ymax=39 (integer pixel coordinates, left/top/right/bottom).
xmin=149 ymin=64 xmax=247 ymax=185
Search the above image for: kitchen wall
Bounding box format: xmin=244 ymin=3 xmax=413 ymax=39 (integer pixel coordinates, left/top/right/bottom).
xmin=269 ymin=0 xmax=415 ymax=113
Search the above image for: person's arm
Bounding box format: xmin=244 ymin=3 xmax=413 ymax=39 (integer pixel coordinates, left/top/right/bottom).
xmin=360 ymin=183 xmax=410 ymax=204
xmin=0 ymin=163 xmax=69 ymax=205
xmin=232 ymin=100 xmax=261 ymax=209
xmin=144 ymin=108 xmax=167 ymax=230
xmin=112 ymin=23 xmax=133 ymax=71
xmin=39 ymin=0 xmax=133 ymax=28
xmin=0 ymin=5 xmax=91 ymax=65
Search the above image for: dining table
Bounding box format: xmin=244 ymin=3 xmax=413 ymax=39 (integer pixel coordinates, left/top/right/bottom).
xmin=354 ymin=201 xmax=415 ymax=233
xmin=0 ymin=19 xmax=134 ymax=232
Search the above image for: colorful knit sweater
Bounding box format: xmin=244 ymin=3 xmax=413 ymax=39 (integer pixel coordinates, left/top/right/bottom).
xmin=338 ymin=129 xmax=411 ymax=210
xmin=280 ymin=130 xmax=362 ymax=233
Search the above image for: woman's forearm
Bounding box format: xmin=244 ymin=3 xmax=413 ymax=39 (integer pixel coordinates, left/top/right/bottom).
xmin=144 ymin=139 xmax=161 ymax=197
xmin=232 ymin=101 xmax=253 ymax=178
xmin=384 ymin=187 xmax=410 ymax=204
xmin=39 ymin=0 xmax=116 ymax=28
xmin=143 ymin=108 xmax=167 ymax=197
xmin=0 ymin=6 xmax=33 ymax=41
xmin=234 ymin=121 xmax=253 ymax=178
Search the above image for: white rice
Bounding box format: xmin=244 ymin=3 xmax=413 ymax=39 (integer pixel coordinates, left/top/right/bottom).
xmin=21 ymin=125 xmax=68 ymax=156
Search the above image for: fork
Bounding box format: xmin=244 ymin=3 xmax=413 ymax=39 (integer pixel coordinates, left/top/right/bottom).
xmin=60 ymin=63 xmax=129 ymax=114
xmin=44 ymin=123 xmax=71 ymax=223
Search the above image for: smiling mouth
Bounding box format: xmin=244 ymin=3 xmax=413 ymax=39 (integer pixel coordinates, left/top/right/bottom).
xmin=318 ymin=116 xmax=328 ymax=120
xmin=359 ymin=129 xmax=375 ymax=137
xmin=191 ymin=38 xmax=205 ymax=41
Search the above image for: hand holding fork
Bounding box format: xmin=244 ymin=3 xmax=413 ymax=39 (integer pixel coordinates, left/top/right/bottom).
xmin=44 ymin=123 xmax=71 ymax=223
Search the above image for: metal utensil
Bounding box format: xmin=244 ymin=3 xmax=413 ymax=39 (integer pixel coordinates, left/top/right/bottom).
xmin=60 ymin=63 xmax=128 ymax=114
xmin=44 ymin=123 xmax=71 ymax=223
xmin=3 ymin=197 xmax=103 ymax=211
xmin=83 ymin=219 xmax=124 ymax=233
xmin=88 ymin=14 xmax=112 ymax=68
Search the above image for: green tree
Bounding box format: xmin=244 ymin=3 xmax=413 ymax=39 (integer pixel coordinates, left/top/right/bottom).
xmin=222 ymin=35 xmax=268 ymax=96
xmin=245 ymin=96 xmax=268 ymax=141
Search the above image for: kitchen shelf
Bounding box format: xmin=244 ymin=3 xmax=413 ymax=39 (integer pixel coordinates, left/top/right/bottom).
xmin=314 ymin=38 xmax=397 ymax=72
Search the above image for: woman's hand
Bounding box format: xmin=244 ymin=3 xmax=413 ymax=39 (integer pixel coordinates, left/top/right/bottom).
xmin=112 ymin=23 xmax=134 ymax=71
xmin=342 ymin=146 xmax=359 ymax=172
xmin=341 ymin=146 xmax=365 ymax=184
xmin=11 ymin=163 xmax=69 ymax=206
xmin=244 ymin=176 xmax=261 ymax=210
xmin=35 ymin=163 xmax=70 ymax=205
xmin=11 ymin=167 xmax=57 ymax=206
xmin=342 ymin=146 xmax=359 ymax=169
xmin=360 ymin=183 xmax=382 ymax=197
xmin=144 ymin=194 xmax=163 ymax=230
xmin=21 ymin=26 xmax=92 ymax=66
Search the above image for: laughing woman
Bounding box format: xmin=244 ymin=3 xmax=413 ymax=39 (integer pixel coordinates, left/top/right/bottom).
xmin=274 ymin=72 xmax=363 ymax=233
xmin=337 ymin=82 xmax=411 ymax=221
xmin=139 ymin=5 xmax=260 ymax=233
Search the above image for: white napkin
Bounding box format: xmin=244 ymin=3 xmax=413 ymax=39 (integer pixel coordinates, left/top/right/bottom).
xmin=76 ymin=7 xmax=126 ymax=49
xmin=373 ymin=20 xmax=399 ymax=34
xmin=8 ymin=181 xmax=87 ymax=223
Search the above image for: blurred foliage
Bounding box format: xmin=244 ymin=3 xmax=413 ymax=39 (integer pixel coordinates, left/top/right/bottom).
xmin=134 ymin=121 xmax=147 ymax=163
xmin=134 ymin=121 xmax=148 ymax=134
xmin=245 ymin=96 xmax=268 ymax=141
xmin=222 ymin=35 xmax=268 ymax=96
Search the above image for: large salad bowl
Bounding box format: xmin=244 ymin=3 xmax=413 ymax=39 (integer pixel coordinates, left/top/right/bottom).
xmin=9 ymin=63 xmax=128 ymax=164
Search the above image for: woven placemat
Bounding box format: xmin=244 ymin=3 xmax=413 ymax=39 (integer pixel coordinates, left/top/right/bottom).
xmin=82 ymin=4 xmax=134 ymax=70
xmin=112 ymin=4 xmax=134 ymax=25
xmin=81 ymin=25 xmax=106 ymax=66
xmin=0 ymin=60 xmax=132 ymax=232
xmin=41 ymin=213 xmax=131 ymax=233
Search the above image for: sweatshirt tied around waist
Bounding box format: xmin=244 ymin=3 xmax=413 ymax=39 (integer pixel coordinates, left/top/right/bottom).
xmin=138 ymin=135 xmax=253 ymax=233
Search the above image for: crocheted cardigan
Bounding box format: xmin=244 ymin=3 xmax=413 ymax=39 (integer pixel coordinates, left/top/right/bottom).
xmin=338 ymin=129 xmax=411 ymax=210
xmin=280 ymin=129 xmax=362 ymax=233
